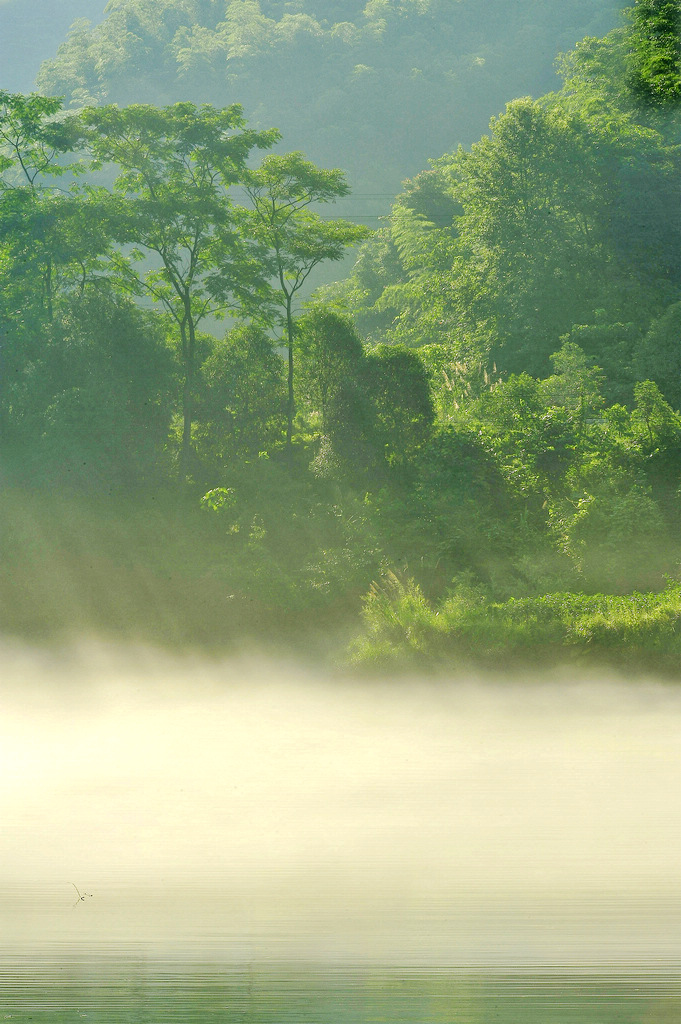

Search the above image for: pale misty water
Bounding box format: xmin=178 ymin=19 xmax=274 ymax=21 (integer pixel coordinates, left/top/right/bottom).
xmin=1 ymin=644 xmax=679 ymax=1021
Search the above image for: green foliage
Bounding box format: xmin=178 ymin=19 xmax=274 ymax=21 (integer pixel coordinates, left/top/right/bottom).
xmin=0 ymin=91 xmax=105 ymax=332
xmin=325 ymin=228 xmax=406 ymax=343
xmin=5 ymin=5 xmax=681 ymax=668
xmin=544 ymin=341 xmax=605 ymax=420
xmin=338 ymin=91 xmax=680 ymax=381
xmin=446 ymin=96 xmax=675 ymax=374
xmin=633 ymin=302 xmax=681 ymax=409
xmin=350 ymin=573 xmax=681 ymax=674
xmin=364 ymin=343 xmax=435 ymax=469
xmin=243 ymin=152 xmax=369 ymax=451
xmin=4 ymin=292 xmax=175 ymax=488
xmin=82 ymin=100 xmax=278 ymax=475
xmin=243 ymin=153 xmax=368 ymax=294
xmin=0 ymin=91 xmax=82 ymax=186
xmin=472 ymin=370 xmax=582 ymax=500
xmin=36 ymin=0 xmax=618 ymax=205
xmin=445 ymin=342 xmax=681 ymax=596
xmin=557 ymin=27 xmax=637 ymax=119
xmin=559 ymin=319 xmax=641 ymax=405
xmin=398 ymin=424 xmax=520 ymax=590
xmin=329 ymin=168 xmax=461 ymax=350
xmin=297 ymin=305 xmax=365 ymax=430
xmin=630 ymin=379 xmax=681 ymax=522
xmin=297 ymin=324 xmax=437 ymax=482
xmin=627 ymin=0 xmax=681 ymax=107
xmin=632 ymin=377 xmax=681 ymax=437
xmin=550 ymin=480 xmax=668 ymax=591
xmin=198 ymin=456 xmax=382 ymax=615
xmin=0 ymin=94 xmax=381 ymax=498
xmin=194 ymin=323 xmax=286 ymax=471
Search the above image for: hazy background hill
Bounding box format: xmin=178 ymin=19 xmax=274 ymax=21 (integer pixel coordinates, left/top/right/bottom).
xmin=25 ymin=0 xmax=621 ymax=219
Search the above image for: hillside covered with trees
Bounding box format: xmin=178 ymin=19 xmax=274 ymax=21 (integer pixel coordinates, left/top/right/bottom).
xmin=2 ymin=0 xmax=681 ymax=673
xmin=35 ymin=0 xmax=620 ymax=203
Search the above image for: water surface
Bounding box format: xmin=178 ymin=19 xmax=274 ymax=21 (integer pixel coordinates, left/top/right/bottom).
xmin=1 ymin=645 xmax=679 ymax=1019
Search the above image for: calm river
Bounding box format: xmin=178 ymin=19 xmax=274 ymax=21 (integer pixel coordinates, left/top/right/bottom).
xmin=1 ymin=643 xmax=679 ymax=1021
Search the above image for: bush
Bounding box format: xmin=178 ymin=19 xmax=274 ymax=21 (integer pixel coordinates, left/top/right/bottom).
xmin=349 ymin=574 xmax=681 ymax=674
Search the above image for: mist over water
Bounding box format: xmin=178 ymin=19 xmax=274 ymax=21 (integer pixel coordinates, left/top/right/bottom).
xmin=1 ymin=642 xmax=680 ymax=971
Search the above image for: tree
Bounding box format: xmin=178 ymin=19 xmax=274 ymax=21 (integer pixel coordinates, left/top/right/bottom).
xmin=338 ymin=95 xmax=665 ymax=378
xmin=542 ymin=340 xmax=605 ymax=431
xmin=447 ymin=98 xmax=620 ymax=375
xmin=0 ymin=91 xmax=90 ymax=321
xmin=0 ymin=91 xmax=80 ymax=188
xmin=194 ymin=323 xmax=286 ymax=471
xmin=364 ymin=343 xmax=435 ymax=470
xmin=40 ymin=293 xmax=174 ymax=486
xmin=243 ymin=152 xmax=369 ymax=456
xmin=628 ymin=0 xmax=681 ymax=107
xmin=5 ymin=291 xmax=175 ymax=488
xmin=296 ymin=304 xmax=376 ymax=476
xmin=0 ymin=92 xmax=110 ymax=455
xmin=297 ymin=304 xmax=364 ymax=430
xmin=82 ymin=101 xmax=278 ymax=478
xmin=633 ymin=301 xmax=681 ymax=409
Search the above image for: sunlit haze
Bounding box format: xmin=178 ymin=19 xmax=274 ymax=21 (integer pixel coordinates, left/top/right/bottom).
xmin=1 ymin=644 xmax=679 ymax=966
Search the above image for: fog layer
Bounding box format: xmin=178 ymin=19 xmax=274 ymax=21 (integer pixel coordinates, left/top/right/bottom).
xmin=1 ymin=645 xmax=679 ymax=965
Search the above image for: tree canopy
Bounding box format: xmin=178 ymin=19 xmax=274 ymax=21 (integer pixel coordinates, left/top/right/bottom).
xmin=243 ymin=152 xmax=369 ymax=452
xmin=34 ymin=0 xmax=619 ymax=204
xmin=5 ymin=6 xmax=681 ymax=670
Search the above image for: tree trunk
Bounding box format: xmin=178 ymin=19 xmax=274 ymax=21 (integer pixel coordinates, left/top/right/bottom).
xmin=180 ymin=310 xmax=195 ymax=480
xmin=44 ymin=257 xmax=53 ymax=322
xmin=286 ymin=294 xmax=294 ymax=461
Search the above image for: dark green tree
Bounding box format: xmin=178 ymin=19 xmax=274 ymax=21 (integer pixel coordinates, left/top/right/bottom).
xmin=0 ymin=91 xmax=91 ymax=322
xmin=0 ymin=92 xmax=110 ymax=456
xmin=364 ymin=343 xmax=435 ymax=471
xmin=633 ymin=301 xmax=681 ymax=409
xmin=628 ymin=0 xmax=681 ymax=107
xmin=83 ymin=101 xmax=278 ymax=478
xmin=7 ymin=291 xmax=174 ymax=488
xmin=0 ymin=91 xmax=80 ymax=188
xmin=243 ymin=152 xmax=369 ymax=456
xmin=195 ymin=323 xmax=286 ymax=471
xmin=297 ymin=305 xmax=364 ymax=430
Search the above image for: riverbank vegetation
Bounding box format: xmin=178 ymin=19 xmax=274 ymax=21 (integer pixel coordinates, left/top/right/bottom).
xmin=2 ymin=1 xmax=681 ymax=674
xmin=350 ymin=575 xmax=681 ymax=675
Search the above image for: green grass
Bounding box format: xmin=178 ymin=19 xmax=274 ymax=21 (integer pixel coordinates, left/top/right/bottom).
xmin=349 ymin=573 xmax=681 ymax=675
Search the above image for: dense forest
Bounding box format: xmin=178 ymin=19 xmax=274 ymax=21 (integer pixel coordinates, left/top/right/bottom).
xmin=2 ymin=0 xmax=681 ymax=673
xmin=33 ymin=0 xmax=619 ymax=203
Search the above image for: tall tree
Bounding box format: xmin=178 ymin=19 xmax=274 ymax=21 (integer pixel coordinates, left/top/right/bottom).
xmin=243 ymin=152 xmax=369 ymax=455
xmin=0 ymin=91 xmax=87 ymax=321
xmin=628 ymin=0 xmax=681 ymax=107
xmin=297 ymin=305 xmax=365 ymax=432
xmin=0 ymin=92 xmax=111 ymax=454
xmin=83 ymin=101 xmax=278 ymax=478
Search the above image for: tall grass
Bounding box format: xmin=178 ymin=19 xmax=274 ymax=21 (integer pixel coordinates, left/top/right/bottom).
xmin=349 ymin=574 xmax=681 ymax=675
